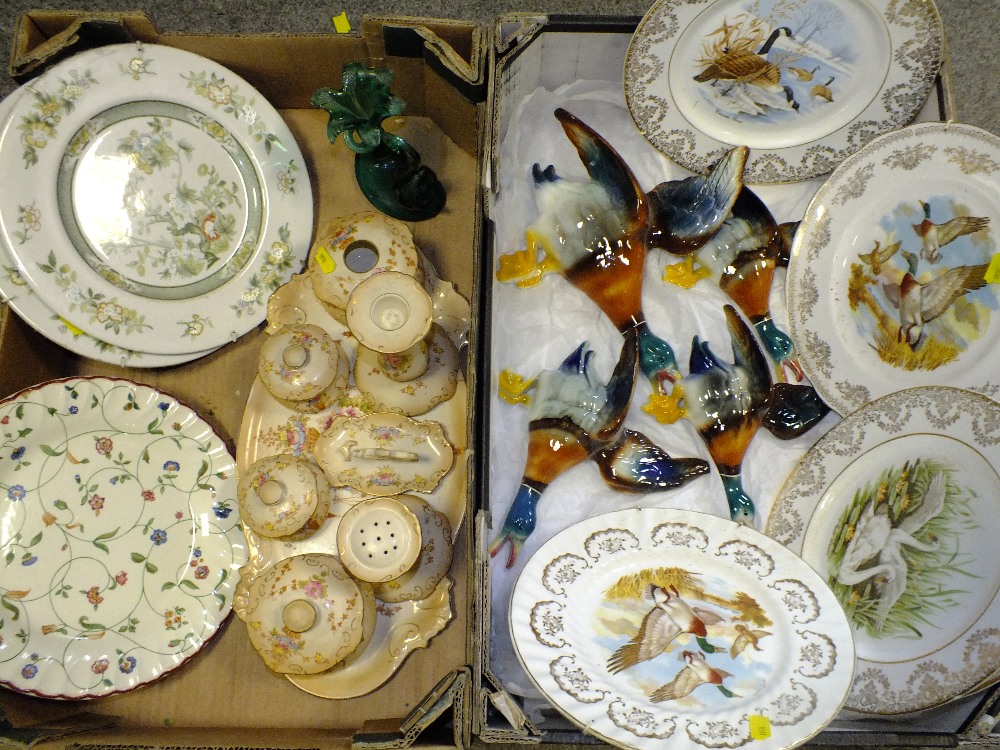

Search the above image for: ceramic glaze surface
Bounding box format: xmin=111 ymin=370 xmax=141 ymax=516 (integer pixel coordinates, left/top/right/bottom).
xmin=314 ymin=412 xmax=454 ymax=497
xmin=243 ymin=553 xmax=366 ymax=674
xmin=336 ymin=496 xmax=422 ymax=583
xmin=786 ymin=123 xmax=1000 ymax=415
xmin=0 ymin=87 xmax=218 ymax=367
xmin=510 ymin=508 xmax=853 ymax=750
xmin=768 ymin=386 xmax=1000 ymax=714
xmin=0 ymin=43 xmax=312 ymax=355
xmin=258 ymin=323 xmax=350 ymax=409
xmin=625 ymin=0 xmax=943 ymax=182
xmin=308 ymin=212 xmax=423 ymax=316
xmin=373 ymin=494 xmax=453 ymax=603
xmin=237 ymin=454 xmax=327 ymax=538
xmin=0 ymin=377 xmax=245 ymax=699
xmin=237 ymin=257 xmax=468 ymax=698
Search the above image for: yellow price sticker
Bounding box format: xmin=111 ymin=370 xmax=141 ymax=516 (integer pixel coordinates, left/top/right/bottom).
xmin=314 ymin=246 xmax=336 ymax=274
xmin=59 ymin=317 xmax=84 ymax=337
xmin=749 ymin=715 xmax=772 ymax=741
xmin=332 ymin=12 xmax=351 ymax=34
xmin=985 ymin=253 xmax=1000 ymax=284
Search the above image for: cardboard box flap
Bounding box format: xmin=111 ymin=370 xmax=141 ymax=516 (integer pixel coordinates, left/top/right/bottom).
xmin=9 ymin=11 xmax=159 ymax=81
xmin=354 ymin=669 xmax=470 ymax=750
xmin=362 ymin=17 xmax=486 ymax=105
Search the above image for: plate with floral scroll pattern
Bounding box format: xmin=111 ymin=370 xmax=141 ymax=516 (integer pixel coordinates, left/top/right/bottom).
xmin=509 ymin=507 xmax=854 ymax=750
xmin=0 ymin=43 xmax=312 ymax=355
xmin=785 ymin=122 xmax=1000 ymax=416
xmin=0 ymin=377 xmax=246 ymax=699
xmin=767 ymin=386 xmax=1000 ymax=715
xmin=624 ymin=0 xmax=942 ymax=183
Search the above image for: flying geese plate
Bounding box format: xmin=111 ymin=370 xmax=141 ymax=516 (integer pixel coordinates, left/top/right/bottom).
xmin=767 ymin=386 xmax=1000 ymax=715
xmin=509 ymin=507 xmax=854 ymax=750
xmin=785 ymin=122 xmax=1000 ymax=416
xmin=624 ymin=0 xmax=943 ymax=183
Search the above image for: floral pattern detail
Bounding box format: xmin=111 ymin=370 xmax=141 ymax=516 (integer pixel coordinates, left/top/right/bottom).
xmin=0 ymin=377 xmax=244 ymax=698
xmin=183 ymin=69 xmax=282 ymax=153
xmin=18 ymin=69 xmax=98 ymax=167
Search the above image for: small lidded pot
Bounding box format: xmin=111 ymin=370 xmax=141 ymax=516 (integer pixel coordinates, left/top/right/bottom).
xmin=258 ymin=323 xmax=349 ymax=412
xmin=244 ymin=554 xmax=371 ymax=675
xmin=346 ymin=271 xmax=434 ymax=382
xmin=373 ymin=494 xmax=454 ymax=603
xmin=238 ymin=454 xmax=330 ymax=538
xmin=336 ymin=496 xmax=423 ymax=584
xmin=308 ymin=212 xmax=424 ymax=324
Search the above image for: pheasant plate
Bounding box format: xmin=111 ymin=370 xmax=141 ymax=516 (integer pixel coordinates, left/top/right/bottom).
xmin=625 ymin=0 xmax=942 ymax=183
xmin=786 ymin=122 xmax=1000 ymax=415
xmin=767 ymin=386 xmax=1000 ymax=715
xmin=509 ymin=507 xmax=854 ymax=750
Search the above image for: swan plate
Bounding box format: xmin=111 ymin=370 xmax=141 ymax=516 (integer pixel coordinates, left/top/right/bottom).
xmin=509 ymin=507 xmax=854 ymax=750
xmin=767 ymin=386 xmax=1000 ymax=715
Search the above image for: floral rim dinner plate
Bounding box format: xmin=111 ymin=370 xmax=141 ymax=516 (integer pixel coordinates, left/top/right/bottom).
xmin=767 ymin=386 xmax=1000 ymax=715
xmin=624 ymin=0 xmax=943 ymax=183
xmin=0 ymin=85 xmax=219 ymax=367
xmin=0 ymin=43 xmax=312 ymax=355
xmin=510 ymin=507 xmax=854 ymax=750
xmin=785 ymin=122 xmax=1000 ymax=415
xmin=0 ymin=377 xmax=246 ymax=699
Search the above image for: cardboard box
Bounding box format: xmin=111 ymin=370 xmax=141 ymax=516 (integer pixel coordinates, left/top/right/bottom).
xmin=0 ymin=10 xmax=486 ymax=749
xmin=474 ymin=12 xmax=1000 ymax=749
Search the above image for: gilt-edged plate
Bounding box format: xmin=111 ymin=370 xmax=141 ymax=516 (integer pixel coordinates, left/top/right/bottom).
xmin=0 ymin=377 xmax=246 ymax=699
xmin=786 ymin=122 xmax=1000 ymax=416
xmin=510 ymin=507 xmax=854 ymax=750
xmin=624 ymin=0 xmax=943 ymax=183
xmin=0 ymin=43 xmax=312 ymax=355
xmin=767 ymin=386 xmax=1000 ymax=715
xmin=0 ymin=85 xmax=219 ymax=367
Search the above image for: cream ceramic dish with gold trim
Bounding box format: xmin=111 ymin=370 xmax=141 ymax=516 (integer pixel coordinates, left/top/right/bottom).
xmin=236 ymin=253 xmax=469 ymax=698
xmin=314 ymin=412 xmax=454 ymax=497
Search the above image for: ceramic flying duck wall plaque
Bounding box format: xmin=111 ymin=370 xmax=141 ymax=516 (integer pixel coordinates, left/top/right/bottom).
xmin=489 ymin=332 xmax=710 ymax=567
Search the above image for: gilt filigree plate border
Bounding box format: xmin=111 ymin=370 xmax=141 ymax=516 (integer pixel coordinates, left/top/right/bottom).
xmin=768 ymin=385 xmax=1000 ymax=714
xmin=624 ymin=0 xmax=943 ymax=183
xmin=786 ymin=122 xmax=1000 ymax=415
xmin=510 ymin=508 xmax=854 ymax=750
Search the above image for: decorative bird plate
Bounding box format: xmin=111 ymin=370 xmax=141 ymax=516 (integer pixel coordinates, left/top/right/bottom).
xmin=786 ymin=122 xmax=1000 ymax=415
xmin=0 ymin=43 xmax=312 ymax=356
xmin=509 ymin=507 xmax=854 ymax=750
xmin=767 ymin=386 xmax=1000 ymax=715
xmin=624 ymin=0 xmax=942 ymax=183
xmin=0 ymin=377 xmax=246 ymax=699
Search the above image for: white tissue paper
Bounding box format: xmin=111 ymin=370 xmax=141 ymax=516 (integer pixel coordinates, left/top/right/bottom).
xmin=486 ymin=78 xmax=842 ymax=701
